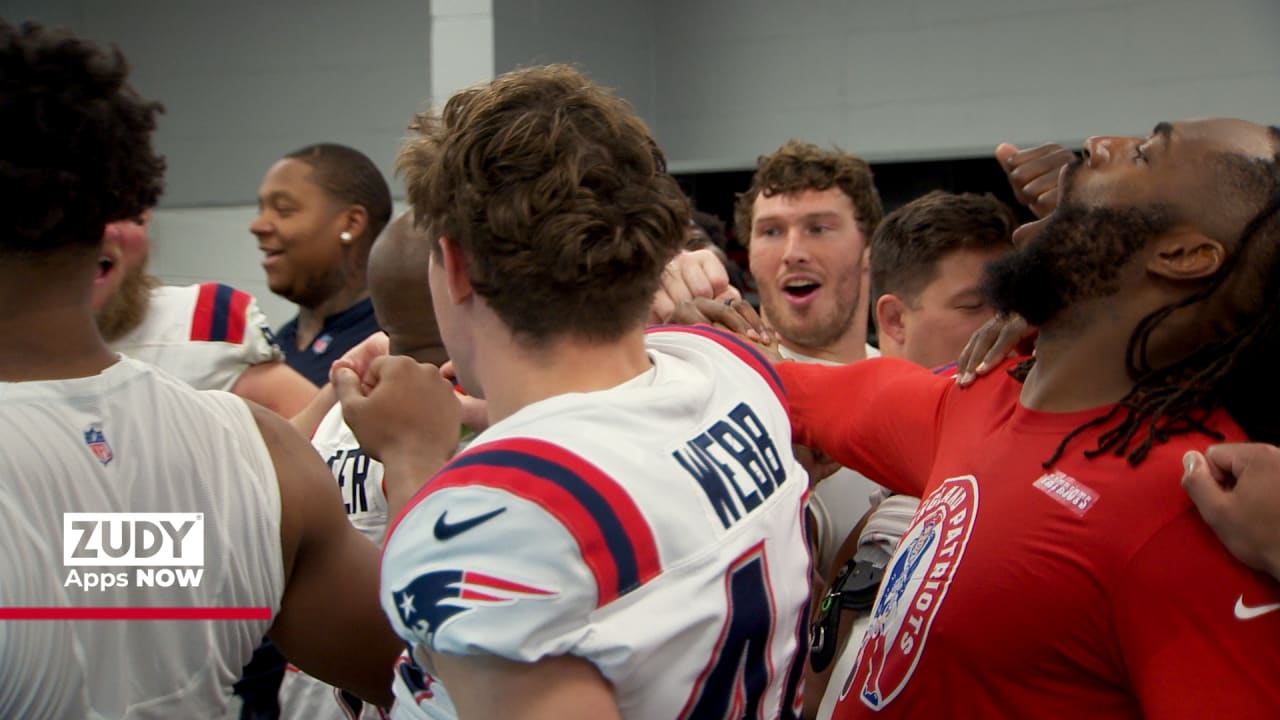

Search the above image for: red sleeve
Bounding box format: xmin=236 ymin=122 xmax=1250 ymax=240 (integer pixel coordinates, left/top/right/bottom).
xmin=774 ymin=357 xmax=950 ymax=497
xmin=1113 ymin=510 xmax=1280 ymax=718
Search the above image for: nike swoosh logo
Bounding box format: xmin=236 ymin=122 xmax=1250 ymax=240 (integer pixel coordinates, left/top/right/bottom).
xmin=1234 ymin=595 xmax=1280 ymax=621
xmin=433 ymin=507 xmax=506 ymax=541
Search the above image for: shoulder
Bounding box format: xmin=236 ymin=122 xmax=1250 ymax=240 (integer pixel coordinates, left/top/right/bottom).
xmin=387 ymin=435 xmax=662 ymax=606
xmin=188 ymin=282 xmax=260 ymax=344
xmin=646 ymin=324 xmax=785 ymax=402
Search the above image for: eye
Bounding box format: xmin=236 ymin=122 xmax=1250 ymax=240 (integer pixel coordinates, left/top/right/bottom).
xmin=809 ymin=224 xmax=830 ymax=235
xmin=758 ymin=226 xmax=781 ymax=238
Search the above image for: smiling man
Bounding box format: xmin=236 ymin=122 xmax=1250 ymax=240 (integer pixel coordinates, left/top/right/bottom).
xmin=779 ymin=118 xmax=1280 ymax=718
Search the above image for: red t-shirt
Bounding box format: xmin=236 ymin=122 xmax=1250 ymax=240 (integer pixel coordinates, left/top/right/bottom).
xmin=778 ymin=356 xmax=1280 ymax=719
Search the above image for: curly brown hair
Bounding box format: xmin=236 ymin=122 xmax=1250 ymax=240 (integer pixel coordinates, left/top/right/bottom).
xmin=870 ymin=190 xmax=1015 ymax=303
xmin=397 ymin=65 xmax=688 ymax=346
xmin=1 ymin=21 xmax=164 ymax=253
xmin=734 ymin=140 xmax=882 ymax=246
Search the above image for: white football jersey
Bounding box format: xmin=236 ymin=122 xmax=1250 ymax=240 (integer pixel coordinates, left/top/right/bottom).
xmin=109 ymin=283 xmax=282 ymax=392
xmin=382 ymin=326 xmax=812 ymax=720
xmin=0 ymin=357 xmax=284 ymax=719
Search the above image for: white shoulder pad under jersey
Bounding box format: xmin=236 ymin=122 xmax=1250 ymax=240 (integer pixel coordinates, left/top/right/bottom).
xmin=110 ymin=283 xmax=283 ymax=392
xmin=382 ymin=325 xmax=813 ymax=720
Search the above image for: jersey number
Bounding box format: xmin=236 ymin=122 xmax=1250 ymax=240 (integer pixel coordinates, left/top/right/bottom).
xmin=679 ymin=545 xmax=804 ymax=719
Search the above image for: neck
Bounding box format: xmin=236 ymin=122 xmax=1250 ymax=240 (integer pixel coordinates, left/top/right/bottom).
xmin=295 ymin=284 xmax=369 ymax=348
xmin=1020 ymin=299 xmax=1138 ymax=412
xmin=779 ymin=307 xmax=870 ymax=364
xmin=0 ymin=258 xmax=119 ymax=381
xmin=477 ymin=325 xmax=653 ymax=424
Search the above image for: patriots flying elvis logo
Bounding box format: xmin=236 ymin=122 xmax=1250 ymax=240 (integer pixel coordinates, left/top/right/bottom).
xmin=393 ymin=570 xmax=556 ymax=641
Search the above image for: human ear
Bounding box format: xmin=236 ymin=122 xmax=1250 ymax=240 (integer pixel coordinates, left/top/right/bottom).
xmin=875 ymin=293 xmax=909 ymax=346
xmin=1149 ymin=229 xmax=1225 ymax=281
xmin=439 ymin=237 xmax=474 ymax=304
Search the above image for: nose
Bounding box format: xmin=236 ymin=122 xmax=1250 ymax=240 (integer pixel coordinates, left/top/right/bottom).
xmin=248 ymin=212 xmax=271 ymax=237
xmin=780 ymin=227 xmax=809 ymax=263
xmin=1081 ymin=136 xmax=1114 ymax=168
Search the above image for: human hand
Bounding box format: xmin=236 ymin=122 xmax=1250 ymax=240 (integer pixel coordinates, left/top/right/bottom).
xmin=1182 ymin=443 xmax=1280 ymax=581
xmin=995 ymin=142 xmax=1075 ymax=219
xmin=334 ymin=356 xmax=460 ymax=511
xmin=954 ymin=313 xmax=1033 ymax=387
xmin=440 ymin=361 xmax=490 ymax=433
xmin=649 ymin=248 xmax=741 ymax=324
xmin=329 ymin=332 xmax=390 ymax=387
xmin=668 ymin=296 xmax=776 ymax=351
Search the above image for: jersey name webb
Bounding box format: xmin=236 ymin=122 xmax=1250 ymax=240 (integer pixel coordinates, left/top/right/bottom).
xmin=673 ymin=401 xmax=789 ymax=530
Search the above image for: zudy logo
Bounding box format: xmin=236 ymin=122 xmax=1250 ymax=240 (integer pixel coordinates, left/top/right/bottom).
xmin=62 ymin=513 xmax=205 ymax=591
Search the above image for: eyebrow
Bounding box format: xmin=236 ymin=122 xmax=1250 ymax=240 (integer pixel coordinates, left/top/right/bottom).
xmin=1152 ymin=122 xmax=1173 ymax=141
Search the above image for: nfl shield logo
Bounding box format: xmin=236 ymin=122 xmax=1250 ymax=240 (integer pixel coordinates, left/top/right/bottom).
xmin=311 ymin=333 xmax=332 ymax=354
xmin=84 ymin=425 xmax=113 ymax=465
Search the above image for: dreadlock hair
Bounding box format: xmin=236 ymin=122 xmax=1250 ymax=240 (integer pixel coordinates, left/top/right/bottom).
xmin=1035 ymin=132 xmax=1280 ymax=468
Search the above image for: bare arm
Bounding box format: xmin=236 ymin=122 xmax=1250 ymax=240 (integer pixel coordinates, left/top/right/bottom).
xmin=288 ymin=383 xmax=336 ymax=438
xmin=231 ymin=360 xmax=319 ymax=418
xmin=250 ymin=402 xmax=400 ymax=706
xmin=430 ymin=652 xmax=620 ymax=720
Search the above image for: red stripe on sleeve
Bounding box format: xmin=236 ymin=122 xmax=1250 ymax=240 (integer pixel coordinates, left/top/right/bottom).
xmin=189 ymin=283 xmax=218 ymax=341
xmin=427 ymin=465 xmax=622 ymax=606
xmin=499 ymin=438 xmax=662 ymax=586
xmin=226 ymin=288 xmax=251 ymax=344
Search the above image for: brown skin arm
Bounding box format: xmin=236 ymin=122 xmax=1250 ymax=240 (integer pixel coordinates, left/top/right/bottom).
xmin=231 ymin=360 xmax=319 ymax=418
xmin=250 ymin=402 xmax=400 ymax=706
xmin=430 ymin=652 xmax=621 ymax=720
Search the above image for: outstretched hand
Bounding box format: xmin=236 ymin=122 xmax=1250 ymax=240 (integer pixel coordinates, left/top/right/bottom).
xmin=668 ymin=297 xmax=778 ymax=355
xmin=1182 ymin=443 xmax=1280 ymax=581
xmin=954 ymin=313 xmax=1033 ymax=386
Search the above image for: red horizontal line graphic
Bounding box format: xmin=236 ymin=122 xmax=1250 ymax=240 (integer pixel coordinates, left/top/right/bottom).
xmin=0 ymin=607 xmax=272 ymax=621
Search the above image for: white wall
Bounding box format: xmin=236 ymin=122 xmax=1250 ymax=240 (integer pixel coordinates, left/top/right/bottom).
xmin=651 ymin=0 xmax=1280 ymax=171
xmin=4 ymin=0 xmax=435 ymax=327
xmin=494 ymin=0 xmax=657 ymax=127
xmin=8 ymin=0 xmax=1279 ymax=326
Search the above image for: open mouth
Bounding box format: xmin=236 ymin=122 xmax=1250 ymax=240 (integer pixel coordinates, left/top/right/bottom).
xmin=783 ymin=279 xmax=820 ymax=299
xmin=96 ymin=256 xmax=115 ymax=282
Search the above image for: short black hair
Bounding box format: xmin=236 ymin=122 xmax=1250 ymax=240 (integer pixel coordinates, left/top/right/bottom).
xmin=284 ymin=143 xmax=392 ymax=245
xmin=1 ymin=21 xmax=164 ymax=254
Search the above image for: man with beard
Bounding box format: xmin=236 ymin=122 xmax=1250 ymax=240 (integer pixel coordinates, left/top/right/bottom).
xmin=733 ymin=141 xmax=886 ymax=579
xmin=95 ymin=211 xmax=318 ymax=417
xmin=776 ymin=118 xmax=1280 ymax=718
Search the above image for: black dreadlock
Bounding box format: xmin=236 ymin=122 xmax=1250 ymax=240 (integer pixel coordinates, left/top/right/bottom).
xmin=1025 ymin=139 xmax=1280 ymax=469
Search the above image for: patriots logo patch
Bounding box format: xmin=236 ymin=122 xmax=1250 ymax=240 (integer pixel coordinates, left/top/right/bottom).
xmin=393 ymin=570 xmax=556 ymax=642
xmin=84 ymin=425 xmax=113 ymax=465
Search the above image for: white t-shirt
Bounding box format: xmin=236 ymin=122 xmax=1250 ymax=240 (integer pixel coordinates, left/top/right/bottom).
xmin=0 ymin=358 xmax=284 ymax=719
